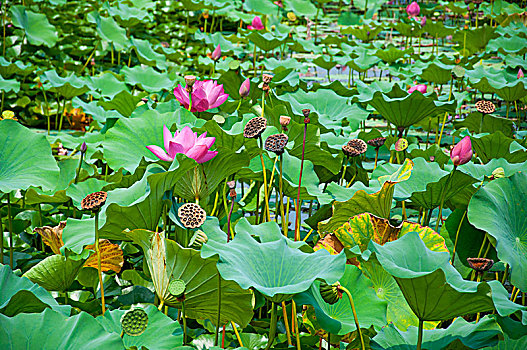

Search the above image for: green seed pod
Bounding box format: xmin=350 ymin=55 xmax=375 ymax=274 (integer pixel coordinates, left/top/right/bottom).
xmin=121 ymin=308 xmax=148 ymax=336
xmin=168 ymin=279 xmax=186 ymax=298
xmin=319 ymin=281 xmax=341 ymax=305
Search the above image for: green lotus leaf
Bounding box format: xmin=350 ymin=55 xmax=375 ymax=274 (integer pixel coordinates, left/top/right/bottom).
xmin=284 ymin=0 xmax=317 ymax=16
xmin=106 ymin=1 xmax=154 ymax=27
xmin=346 ymin=47 xmax=382 ymax=72
xmin=40 ymin=70 xmax=90 ymax=99
xmin=234 ymin=218 xmax=309 ymax=251
xmin=458 ymin=158 xmax=527 ymax=180
xmin=312 ymin=56 xmax=337 ymax=71
xmin=487 ymin=36 xmax=527 ymax=55
xmin=130 ymin=37 xmax=167 ymax=69
xmin=247 ymin=32 xmax=288 ymax=52
xmin=87 ymin=72 xmax=129 ymax=99
xmin=368 ymin=88 xmax=455 ymax=128
xmin=454 ymin=112 xmax=514 ymax=137
xmin=0 ymin=309 xmax=123 ymax=349
xmin=87 ymin=11 xmax=130 ymax=51
xmin=0 ymin=120 xmax=60 ymax=193
xmin=96 ymin=304 xmax=183 ymax=349
xmin=333 ymin=212 xmax=448 ymax=254
xmin=23 ymin=255 xmax=85 ymax=293
xmin=0 ymin=76 xmax=20 ymax=93
xmin=375 ymin=47 xmax=412 ymax=64
xmin=201 ymin=229 xmax=346 ymax=303
xmin=102 ymin=109 xmax=200 ymax=173
xmin=0 ymin=264 xmax=70 ymax=316
xmin=10 ymin=6 xmax=58 ymax=47
xmin=0 ymin=57 xmax=32 ymax=77
xmin=121 ymin=65 xmax=174 ymax=93
xmin=371 ymin=316 xmax=502 ymax=350
xmin=483 ymin=315 xmax=527 ymax=349
xmin=467 ymin=172 xmax=527 ymax=292
xmin=368 ymin=232 xmax=526 ymax=321
xmin=294 ymin=265 xmax=387 ymax=335
xmin=127 ymin=230 xmax=254 ymax=327
xmin=471 ymin=131 xmax=527 ymax=164
xmin=98 ymin=90 xmax=143 ymax=118
xmin=452 ymin=25 xmax=497 ymax=56
xmin=244 ymin=0 xmax=276 ymax=14
xmin=422 ymin=20 xmax=456 ymax=38
xmin=419 ymin=61 xmax=455 ymax=85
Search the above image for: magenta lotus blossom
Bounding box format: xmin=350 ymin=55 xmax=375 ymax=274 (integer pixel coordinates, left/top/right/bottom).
xmin=146 ymin=125 xmax=217 ymax=163
xmin=239 ymin=78 xmax=251 ymax=97
xmin=450 ymin=136 xmax=472 ymax=166
xmin=211 ymin=44 xmax=221 ymax=61
xmin=173 ymin=80 xmax=229 ymax=112
xmin=248 ymin=16 xmax=264 ymax=30
xmin=406 ymin=1 xmax=420 ymax=17
xmin=408 ymin=84 xmax=427 ymax=94
xmin=518 ymin=68 xmax=524 ymax=79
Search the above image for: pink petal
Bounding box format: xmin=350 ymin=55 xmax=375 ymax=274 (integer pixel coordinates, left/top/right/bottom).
xmin=197 ymin=151 xmax=218 ymax=163
xmin=174 ymin=126 xmax=197 ymax=152
xmin=168 ymin=141 xmax=187 ymax=158
xmin=185 ymin=144 xmax=210 ymax=163
xmin=146 ymin=145 xmax=173 ymax=162
xmin=163 ymin=125 xmax=173 ymax=151
xmin=210 ymin=92 xmax=229 ymax=109
xmin=174 ymin=85 xmax=190 ymax=108
xmin=196 ymin=135 xmax=216 ymax=148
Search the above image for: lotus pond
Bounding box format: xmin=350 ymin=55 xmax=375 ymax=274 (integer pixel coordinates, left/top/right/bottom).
xmin=1 ymin=0 xmax=527 ymax=349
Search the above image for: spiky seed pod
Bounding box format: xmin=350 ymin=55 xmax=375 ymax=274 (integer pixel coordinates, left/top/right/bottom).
xmin=475 ymin=100 xmax=495 ymax=114
xmin=120 ymin=308 xmax=149 ymax=336
xmin=319 ymin=281 xmax=342 ymax=305
xmin=243 ymin=117 xmax=267 ymax=139
xmin=347 ymin=139 xmax=367 ymax=155
xmin=178 ymin=203 xmax=207 ymax=229
xmin=168 ymin=279 xmax=186 ymax=298
xmin=367 ymin=137 xmax=387 ymax=149
xmin=264 ymin=134 xmax=289 ymax=155
xmin=466 ymin=258 xmax=494 ymax=272
xmin=262 ymin=74 xmax=273 ymax=84
xmin=81 ymin=191 xmax=107 ymax=211
xmin=342 ymin=144 xmax=362 ymax=157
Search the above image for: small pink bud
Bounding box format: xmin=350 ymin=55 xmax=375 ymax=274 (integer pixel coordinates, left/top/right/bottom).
xmin=450 ymin=136 xmax=473 ymax=166
xmin=421 ymin=16 xmax=426 ymax=26
xmin=211 ymin=44 xmax=221 ymax=61
xmin=518 ymin=68 xmax=524 ymax=79
xmin=406 ymin=1 xmax=420 ymax=17
xmin=239 ymin=78 xmax=251 ymax=98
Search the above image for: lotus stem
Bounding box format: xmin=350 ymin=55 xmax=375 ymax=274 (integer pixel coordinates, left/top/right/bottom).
xmin=182 ymin=300 xmax=187 ymax=344
xmin=295 ymin=121 xmax=308 ymax=241
xmin=58 ymin=98 xmax=67 ymax=132
xmin=437 ymin=76 xmax=454 ymax=145
xmin=6 ymin=195 xmax=13 ymax=269
xmin=253 ymin=45 xmax=257 ymax=77
xmin=231 ymin=321 xmax=244 ymax=347
xmin=81 ymin=41 xmax=99 ymax=73
xmin=235 ymin=98 xmax=242 ymax=113
xmin=339 ymin=156 xmax=349 ymax=186
xmin=282 ymin=301 xmax=292 ymax=346
xmin=188 ymin=92 xmax=193 ymax=112
xmin=258 ymin=137 xmax=271 ymax=222
xmin=278 ymin=155 xmax=285 ymax=232
xmin=158 ymin=299 xmax=164 ymax=311
xmin=227 ymin=193 xmax=235 ymax=242
xmin=264 ymin=302 xmax=277 ymax=350
xmin=214 ymin=273 xmax=222 ymax=347
xmin=94 ymin=210 xmax=105 ymax=315
xmin=255 ymin=181 xmax=260 ymax=224
xmin=74 ymin=152 xmax=84 ymax=185
xmin=435 ymin=167 xmax=455 ymax=232
xmin=261 ymin=91 xmax=266 ymax=118
xmin=451 ymin=210 xmax=467 ymax=266
xmin=416 ymin=319 xmax=424 ymax=350
xmin=339 ymin=285 xmax=365 ymax=350
xmin=374 ymin=148 xmax=379 ymax=169
xmin=0 ymin=208 xmax=3 ymax=266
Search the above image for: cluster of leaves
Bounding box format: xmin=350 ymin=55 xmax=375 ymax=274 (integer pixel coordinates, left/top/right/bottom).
xmin=1 ymin=0 xmax=527 ymax=349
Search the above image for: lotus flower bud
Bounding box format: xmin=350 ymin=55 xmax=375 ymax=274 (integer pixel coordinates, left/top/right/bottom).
xmin=248 ymin=16 xmax=264 ymax=30
xmin=239 ymin=78 xmax=251 ymax=98
xmin=450 ymin=136 xmax=472 ymax=166
xmin=518 ymin=68 xmax=524 ymax=79
xmin=319 ymin=281 xmax=342 ymax=305
xmin=80 ymin=141 xmax=87 ymax=154
xmin=421 ymin=16 xmax=427 ymax=26
xmin=184 ymin=75 xmax=196 ymax=93
xmin=406 ymin=1 xmax=420 ymax=17
xmin=211 ymin=44 xmax=221 ymax=61
xmin=280 ymin=115 xmax=291 ymax=127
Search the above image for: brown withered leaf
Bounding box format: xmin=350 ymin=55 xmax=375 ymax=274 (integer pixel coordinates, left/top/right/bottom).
xmin=34 ymin=221 xmax=66 ymax=254
xmin=84 ymin=239 xmax=124 ymax=273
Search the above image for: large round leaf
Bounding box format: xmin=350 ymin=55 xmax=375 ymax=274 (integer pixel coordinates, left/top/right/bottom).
xmin=294 ymin=265 xmax=387 ymax=335
xmin=201 ymin=229 xmax=346 ymax=302
xmin=468 ymin=172 xmax=527 ymax=292
xmin=96 ymin=304 xmax=183 ymax=349
xmin=0 ymin=120 xmax=60 ymax=192
xmin=0 ymin=309 xmax=123 ymax=349
xmin=23 ymin=255 xmax=85 ymax=293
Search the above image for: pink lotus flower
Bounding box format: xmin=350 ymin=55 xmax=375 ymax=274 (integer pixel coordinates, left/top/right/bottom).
xmin=211 ymin=44 xmax=221 ymax=61
xmin=146 ymin=125 xmax=217 ymax=163
xmin=274 ymin=1 xmax=283 ymax=7
xmin=408 ymin=84 xmax=427 ymax=94
xmin=518 ymin=68 xmax=524 ymax=79
xmin=239 ymin=78 xmax=251 ymax=97
xmin=421 ymin=16 xmax=426 ymax=26
xmin=173 ymin=80 xmax=229 ymax=112
xmin=406 ymin=1 xmax=420 ymax=17
xmin=450 ymin=136 xmax=472 ymax=166
xmin=248 ymin=16 xmax=264 ymax=30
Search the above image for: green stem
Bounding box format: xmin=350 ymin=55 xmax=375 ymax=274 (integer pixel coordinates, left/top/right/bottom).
xmin=58 ymin=98 xmax=67 ymax=132
xmin=416 ymin=319 xmax=424 ymax=350
xmin=95 ymin=211 xmax=106 ymax=315
xmin=279 ymin=155 xmax=286 ymax=234
xmin=7 ymin=194 xmax=13 ymax=269
xmin=264 ymin=303 xmax=278 ymax=350
xmin=182 ymin=300 xmax=187 ymax=344
xmin=339 ymin=286 xmax=365 ymax=350
xmin=437 ymin=76 xmax=454 ymax=145
xmin=451 ymin=210 xmax=467 ymax=266
xmin=339 ymin=157 xmax=348 ymax=186
xmin=74 ymin=153 xmax=84 ymax=184
xmin=214 ymin=273 xmax=222 ymax=346
xmin=253 ymin=45 xmax=257 ymax=77
xmin=435 ymin=167 xmax=456 ymax=232
xmin=235 ymin=98 xmax=242 ymax=113
xmin=261 ymin=91 xmax=266 ymax=118
xmin=0 ymin=209 xmax=3 ymax=265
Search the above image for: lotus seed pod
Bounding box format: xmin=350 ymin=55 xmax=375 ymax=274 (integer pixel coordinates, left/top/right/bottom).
xmin=367 ymin=137 xmax=386 ymax=149
xmin=264 ymin=134 xmax=289 ymax=155
xmin=394 ymin=138 xmax=408 ymax=152
xmin=346 ymin=139 xmax=367 ymax=155
xmin=178 ymin=203 xmax=207 ymax=229
xmin=120 ymin=308 xmax=149 ymax=336
xmin=279 ymin=115 xmax=291 ymax=127
xmin=185 ymin=75 xmax=196 ymax=92
xmin=262 ymin=74 xmax=273 ymax=84
xmin=168 ymin=279 xmax=186 ymax=298
xmin=81 ymin=191 xmax=107 ymax=211
xmin=475 ymin=100 xmax=495 ymax=114
xmin=466 ymin=258 xmax=494 ymax=272
xmin=342 ymin=144 xmax=361 ymax=157
xmin=243 ymin=117 xmax=267 ymax=139
xmin=319 ymin=281 xmax=342 ymax=305
xmin=302 ymin=109 xmax=311 ymax=118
